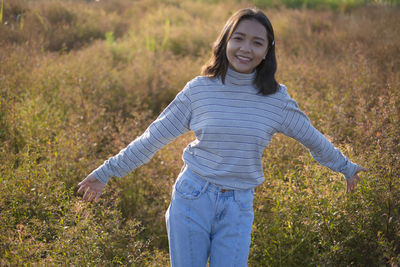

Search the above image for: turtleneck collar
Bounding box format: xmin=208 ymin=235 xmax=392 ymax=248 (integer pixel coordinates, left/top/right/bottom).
xmin=225 ymin=67 xmax=256 ymax=86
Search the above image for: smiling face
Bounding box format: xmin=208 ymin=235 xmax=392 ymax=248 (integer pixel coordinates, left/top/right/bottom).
xmin=226 ymin=19 xmax=269 ymax=74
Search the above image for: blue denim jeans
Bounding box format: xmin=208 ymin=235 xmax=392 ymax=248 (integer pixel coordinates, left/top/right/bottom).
xmin=165 ymin=166 xmax=255 ymax=267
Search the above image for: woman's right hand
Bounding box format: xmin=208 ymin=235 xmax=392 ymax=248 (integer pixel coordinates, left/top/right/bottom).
xmin=77 ymin=173 xmax=106 ymax=202
xmin=346 ymin=166 xmax=367 ymax=193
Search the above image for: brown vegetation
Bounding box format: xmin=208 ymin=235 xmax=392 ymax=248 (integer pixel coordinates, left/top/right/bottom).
xmin=1 ymin=0 xmax=399 ymax=265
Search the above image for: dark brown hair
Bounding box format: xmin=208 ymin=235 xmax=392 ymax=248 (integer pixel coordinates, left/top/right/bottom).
xmin=201 ymin=7 xmax=279 ymax=95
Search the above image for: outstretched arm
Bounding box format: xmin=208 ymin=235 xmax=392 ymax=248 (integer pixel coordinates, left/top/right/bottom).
xmin=279 ymin=88 xmax=364 ymax=192
xmin=77 ymin=83 xmax=192 ymax=201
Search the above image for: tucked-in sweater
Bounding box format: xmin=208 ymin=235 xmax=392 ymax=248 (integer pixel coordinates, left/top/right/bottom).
xmin=91 ymin=67 xmax=359 ymax=189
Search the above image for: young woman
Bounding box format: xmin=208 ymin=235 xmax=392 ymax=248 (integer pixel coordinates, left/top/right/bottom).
xmin=78 ymin=7 xmax=365 ymax=267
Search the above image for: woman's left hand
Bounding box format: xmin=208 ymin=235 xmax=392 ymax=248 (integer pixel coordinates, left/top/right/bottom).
xmin=346 ymin=166 xmax=367 ymax=193
xmin=78 ymin=173 xmax=106 ymax=202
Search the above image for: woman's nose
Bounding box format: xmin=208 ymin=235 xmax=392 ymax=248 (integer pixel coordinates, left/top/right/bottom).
xmin=239 ymin=41 xmax=251 ymax=52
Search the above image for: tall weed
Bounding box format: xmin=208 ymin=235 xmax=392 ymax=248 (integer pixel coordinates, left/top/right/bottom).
xmin=1 ymin=0 xmax=399 ymax=265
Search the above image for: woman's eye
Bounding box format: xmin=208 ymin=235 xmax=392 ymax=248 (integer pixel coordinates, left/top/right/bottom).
xmin=233 ymin=36 xmax=243 ymax=41
xmin=254 ymin=42 xmax=263 ymax=46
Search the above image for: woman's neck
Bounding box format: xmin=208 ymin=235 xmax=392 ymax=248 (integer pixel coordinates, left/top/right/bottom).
xmin=225 ymin=67 xmax=255 ymax=86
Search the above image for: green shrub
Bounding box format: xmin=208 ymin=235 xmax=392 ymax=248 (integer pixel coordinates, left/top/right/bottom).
xmin=1 ymin=0 xmax=399 ymax=266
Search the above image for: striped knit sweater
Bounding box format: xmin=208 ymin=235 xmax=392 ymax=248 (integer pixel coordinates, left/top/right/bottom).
xmin=91 ymin=67 xmax=359 ymax=189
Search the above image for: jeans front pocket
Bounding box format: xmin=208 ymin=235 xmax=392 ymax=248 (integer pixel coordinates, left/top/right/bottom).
xmin=174 ymin=171 xmax=208 ymax=200
xmin=234 ymin=188 xmax=255 ymax=211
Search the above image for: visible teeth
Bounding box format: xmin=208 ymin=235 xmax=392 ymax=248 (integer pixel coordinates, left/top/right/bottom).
xmin=237 ymin=56 xmax=250 ymax=60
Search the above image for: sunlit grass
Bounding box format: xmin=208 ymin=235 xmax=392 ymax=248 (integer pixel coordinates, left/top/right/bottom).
xmin=1 ymin=0 xmax=399 ymax=265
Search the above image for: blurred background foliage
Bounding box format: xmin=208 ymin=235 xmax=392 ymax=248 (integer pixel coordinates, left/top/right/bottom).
xmin=1 ymin=0 xmax=399 ymax=265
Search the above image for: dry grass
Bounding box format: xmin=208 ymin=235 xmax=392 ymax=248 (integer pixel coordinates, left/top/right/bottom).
xmin=1 ymin=0 xmax=399 ymax=265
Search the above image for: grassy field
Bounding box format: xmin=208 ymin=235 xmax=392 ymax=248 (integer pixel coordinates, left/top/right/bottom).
xmin=1 ymin=0 xmax=399 ymax=265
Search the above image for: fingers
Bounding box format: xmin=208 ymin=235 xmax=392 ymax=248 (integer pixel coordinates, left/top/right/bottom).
xmin=95 ymin=192 xmax=102 ymax=202
xmin=346 ymin=166 xmax=367 ymax=194
xmin=77 ymin=177 xmax=90 ymax=194
xmin=349 ymin=181 xmax=355 ymax=191
xmin=82 ymin=187 xmax=91 ymax=200
xmin=88 ymin=190 xmax=96 ymax=202
xmin=346 ymin=174 xmax=364 ymax=193
xmin=80 ymin=184 xmax=102 ymax=202
xmin=78 ymin=174 xmax=103 ymax=202
xmin=347 ymin=184 xmax=354 ymax=193
xmin=78 ymin=177 xmax=88 ymax=186
xmin=78 ymin=174 xmax=96 ymax=186
xmin=77 ymin=183 xmax=88 ymax=194
xmin=83 ymin=188 xmax=96 ymax=201
xmin=346 ymin=178 xmax=356 ymax=193
xmin=346 ymin=181 xmax=352 ymax=193
xmin=77 ymin=174 xmax=97 ymax=195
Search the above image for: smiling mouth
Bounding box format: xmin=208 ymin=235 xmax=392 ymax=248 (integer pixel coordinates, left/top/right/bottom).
xmin=236 ymin=55 xmax=252 ymax=63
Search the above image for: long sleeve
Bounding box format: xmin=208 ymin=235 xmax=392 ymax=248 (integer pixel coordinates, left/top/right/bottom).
xmin=91 ymin=83 xmax=192 ymax=184
xmin=278 ymin=89 xmax=358 ymax=179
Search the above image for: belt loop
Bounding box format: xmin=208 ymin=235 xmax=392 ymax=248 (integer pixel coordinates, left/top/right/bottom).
xmin=201 ymin=181 xmax=210 ymax=194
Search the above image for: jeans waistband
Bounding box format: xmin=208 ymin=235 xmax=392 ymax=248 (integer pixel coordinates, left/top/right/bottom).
xmin=179 ymin=166 xmax=253 ymax=196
